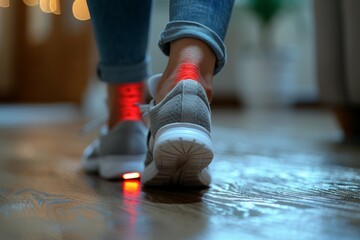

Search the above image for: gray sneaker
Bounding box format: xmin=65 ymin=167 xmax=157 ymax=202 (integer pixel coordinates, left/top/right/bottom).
xmin=82 ymin=121 xmax=147 ymax=179
xmin=141 ymin=75 xmax=214 ymax=187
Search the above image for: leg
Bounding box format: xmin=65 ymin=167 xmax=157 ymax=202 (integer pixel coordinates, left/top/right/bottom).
xmin=87 ymin=0 xmax=152 ymax=128
xmin=156 ymin=37 xmax=216 ymax=103
xmin=82 ymin=0 xmax=152 ymax=179
xmin=157 ymin=0 xmax=234 ymax=103
xmin=142 ymin=0 xmax=234 ymax=187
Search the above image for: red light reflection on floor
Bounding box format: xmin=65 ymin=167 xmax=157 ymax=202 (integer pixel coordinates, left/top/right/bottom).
xmin=121 ymin=179 xmax=141 ymax=235
xmin=123 ymin=180 xmax=141 ymax=195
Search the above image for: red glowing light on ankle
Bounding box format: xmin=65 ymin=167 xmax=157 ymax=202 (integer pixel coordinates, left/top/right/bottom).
xmin=116 ymin=82 xmax=144 ymax=122
xmin=122 ymin=172 xmax=141 ymax=180
xmin=175 ymin=62 xmax=200 ymax=83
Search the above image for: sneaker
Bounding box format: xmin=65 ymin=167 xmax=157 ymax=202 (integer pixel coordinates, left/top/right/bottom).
xmin=82 ymin=121 xmax=147 ymax=179
xmin=141 ymin=74 xmax=214 ymax=187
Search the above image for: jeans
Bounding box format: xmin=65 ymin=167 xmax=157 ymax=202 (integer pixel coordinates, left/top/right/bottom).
xmin=87 ymin=0 xmax=234 ymax=84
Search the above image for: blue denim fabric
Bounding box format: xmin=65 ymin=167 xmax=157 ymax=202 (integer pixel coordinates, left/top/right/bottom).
xmin=87 ymin=0 xmax=152 ymax=83
xmin=87 ymin=0 xmax=234 ymax=83
xmin=160 ymin=0 xmax=234 ymax=74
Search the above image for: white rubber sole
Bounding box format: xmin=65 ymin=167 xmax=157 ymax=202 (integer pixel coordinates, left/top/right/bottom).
xmin=82 ymin=154 xmax=145 ymax=180
xmin=141 ymin=123 xmax=213 ymax=187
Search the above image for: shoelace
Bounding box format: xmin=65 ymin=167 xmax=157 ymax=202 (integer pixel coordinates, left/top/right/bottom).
xmin=79 ymin=113 xmax=108 ymax=136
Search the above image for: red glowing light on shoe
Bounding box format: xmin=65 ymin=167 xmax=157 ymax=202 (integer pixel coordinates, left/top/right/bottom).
xmin=175 ymin=62 xmax=200 ymax=83
xmin=116 ymin=82 xmax=144 ymax=122
xmin=122 ymin=172 xmax=141 ymax=180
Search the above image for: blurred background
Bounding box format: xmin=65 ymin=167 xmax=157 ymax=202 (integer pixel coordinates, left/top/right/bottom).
xmin=0 ymin=0 xmax=357 ymax=134
xmin=2 ymin=2 xmax=360 ymax=238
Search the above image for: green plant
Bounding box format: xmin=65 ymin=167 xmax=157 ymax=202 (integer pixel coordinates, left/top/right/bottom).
xmin=246 ymin=0 xmax=300 ymax=25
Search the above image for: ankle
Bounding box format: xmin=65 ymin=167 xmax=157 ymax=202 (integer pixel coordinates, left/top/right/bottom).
xmin=155 ymin=38 xmax=215 ymax=103
xmin=155 ymin=65 xmax=213 ymax=104
xmin=107 ymin=82 xmax=145 ymax=129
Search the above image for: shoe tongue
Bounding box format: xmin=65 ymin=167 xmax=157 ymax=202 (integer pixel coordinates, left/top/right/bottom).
xmin=147 ymin=74 xmax=162 ymax=98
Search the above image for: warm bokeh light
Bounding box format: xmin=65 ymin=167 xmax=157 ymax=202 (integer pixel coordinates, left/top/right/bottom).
xmin=123 ymin=180 xmax=141 ymax=194
xmin=72 ymin=0 xmax=90 ymax=21
xmin=23 ymin=0 xmax=39 ymax=7
xmin=49 ymin=0 xmax=60 ymax=15
xmin=39 ymin=0 xmax=51 ymax=13
xmin=122 ymin=172 xmax=141 ymax=180
xmin=4 ymin=0 xmax=91 ymax=21
xmin=0 ymin=0 xmax=10 ymax=8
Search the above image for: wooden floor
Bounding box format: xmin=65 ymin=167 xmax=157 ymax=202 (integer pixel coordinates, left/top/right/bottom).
xmin=1 ymin=107 xmax=360 ymax=239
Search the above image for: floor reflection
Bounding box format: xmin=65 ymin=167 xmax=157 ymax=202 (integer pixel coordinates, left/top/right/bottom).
xmin=120 ymin=180 xmax=142 ymax=238
xmin=1 ymin=109 xmax=360 ymax=239
xmin=143 ymin=187 xmax=207 ymax=204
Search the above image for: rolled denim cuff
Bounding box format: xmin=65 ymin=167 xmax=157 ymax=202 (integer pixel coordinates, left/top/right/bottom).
xmin=158 ymin=21 xmax=226 ymax=75
xmin=97 ymin=56 xmax=150 ymax=83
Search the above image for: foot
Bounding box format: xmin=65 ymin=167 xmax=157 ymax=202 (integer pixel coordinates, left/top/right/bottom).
xmin=141 ymin=74 xmax=213 ymax=187
xmin=82 ymin=121 xmax=147 ymax=179
xmin=82 ymin=82 xmax=147 ymax=179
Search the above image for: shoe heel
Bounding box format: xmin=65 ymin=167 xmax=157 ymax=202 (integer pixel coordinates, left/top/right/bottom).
xmin=147 ymin=123 xmax=213 ymax=186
